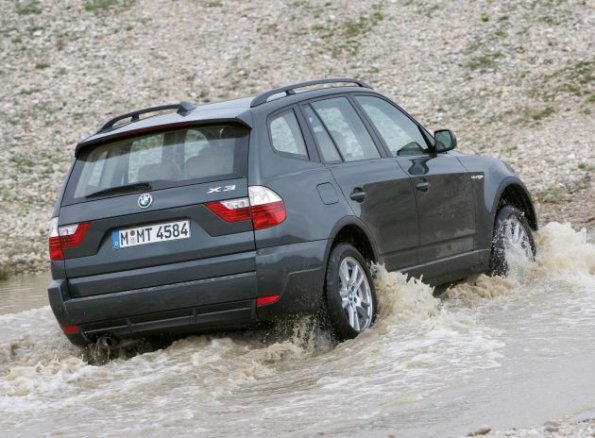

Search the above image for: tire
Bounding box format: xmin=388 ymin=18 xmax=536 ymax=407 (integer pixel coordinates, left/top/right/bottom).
xmin=489 ymin=205 xmax=536 ymax=276
xmin=324 ymin=243 xmax=377 ymax=340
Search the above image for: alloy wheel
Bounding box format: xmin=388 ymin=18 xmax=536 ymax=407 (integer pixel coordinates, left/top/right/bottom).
xmin=338 ymin=256 xmax=373 ymax=332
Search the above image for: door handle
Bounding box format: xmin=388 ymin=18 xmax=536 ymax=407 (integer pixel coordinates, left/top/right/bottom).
xmin=416 ymin=181 xmax=430 ymax=192
xmin=350 ymin=188 xmax=366 ymax=202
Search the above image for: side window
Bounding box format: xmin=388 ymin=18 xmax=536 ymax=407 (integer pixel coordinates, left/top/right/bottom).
xmin=303 ymin=106 xmax=342 ymax=162
xmin=355 ymin=96 xmax=428 ymax=157
xmin=269 ymin=109 xmax=308 ymax=158
xmin=311 ymin=97 xmax=380 ymax=162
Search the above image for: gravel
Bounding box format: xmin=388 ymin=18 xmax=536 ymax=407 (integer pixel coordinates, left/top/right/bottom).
xmin=481 ymin=418 xmax=595 ymax=437
xmin=0 ymin=0 xmax=593 ymax=277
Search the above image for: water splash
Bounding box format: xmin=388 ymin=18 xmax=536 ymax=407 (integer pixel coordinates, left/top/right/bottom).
xmin=534 ymin=222 xmax=594 ymax=278
xmin=371 ymin=264 xmax=441 ymax=328
xmin=0 ymin=222 xmax=593 ymax=436
xmin=443 ymin=222 xmax=594 ymax=306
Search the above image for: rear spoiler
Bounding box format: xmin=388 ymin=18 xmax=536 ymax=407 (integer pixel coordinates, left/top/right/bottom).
xmin=75 ymin=116 xmax=252 ymax=156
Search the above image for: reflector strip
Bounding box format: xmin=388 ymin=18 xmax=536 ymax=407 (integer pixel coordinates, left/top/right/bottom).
xmin=62 ymin=325 xmax=80 ymax=334
xmin=256 ymin=295 xmax=280 ymax=307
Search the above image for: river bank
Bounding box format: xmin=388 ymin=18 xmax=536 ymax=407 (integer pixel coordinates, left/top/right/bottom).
xmin=1 ymin=0 xmax=593 ymax=277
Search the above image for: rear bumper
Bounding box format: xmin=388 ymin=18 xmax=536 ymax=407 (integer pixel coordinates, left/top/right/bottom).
xmin=254 ymin=240 xmax=327 ymax=320
xmin=48 ymin=240 xmax=328 ymax=345
xmin=48 ymin=272 xmax=258 ymax=345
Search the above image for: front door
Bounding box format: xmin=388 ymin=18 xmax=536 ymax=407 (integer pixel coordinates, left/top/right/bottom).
xmin=396 ymin=154 xmax=476 ymax=263
xmin=353 ymin=94 xmax=476 ymax=266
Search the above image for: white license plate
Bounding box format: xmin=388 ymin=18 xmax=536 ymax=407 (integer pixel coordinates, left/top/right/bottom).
xmin=112 ymin=220 xmax=190 ymax=249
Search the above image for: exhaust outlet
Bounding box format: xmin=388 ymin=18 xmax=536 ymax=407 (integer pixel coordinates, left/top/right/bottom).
xmin=97 ymin=336 xmax=119 ymax=350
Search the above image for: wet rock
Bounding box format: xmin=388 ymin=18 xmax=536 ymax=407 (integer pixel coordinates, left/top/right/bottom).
xmin=544 ymin=421 xmax=560 ymax=433
xmin=468 ymin=425 xmax=492 ymax=436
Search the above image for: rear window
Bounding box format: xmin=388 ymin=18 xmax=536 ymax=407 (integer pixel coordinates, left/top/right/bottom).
xmin=64 ymin=124 xmax=249 ymax=203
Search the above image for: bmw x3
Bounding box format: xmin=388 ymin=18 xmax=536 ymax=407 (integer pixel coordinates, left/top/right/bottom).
xmin=48 ymin=78 xmax=536 ymax=346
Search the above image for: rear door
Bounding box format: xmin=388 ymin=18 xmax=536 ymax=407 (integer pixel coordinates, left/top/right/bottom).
xmin=354 ymin=95 xmax=476 ymax=265
xmin=58 ymin=124 xmax=256 ymax=297
xmin=303 ymin=97 xmax=419 ymax=270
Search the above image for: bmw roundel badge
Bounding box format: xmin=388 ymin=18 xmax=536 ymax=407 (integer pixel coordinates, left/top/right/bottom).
xmin=138 ymin=193 xmax=153 ymax=209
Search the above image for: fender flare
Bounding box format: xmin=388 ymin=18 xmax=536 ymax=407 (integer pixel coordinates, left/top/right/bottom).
xmin=490 ymin=177 xmax=538 ymax=232
xmin=321 ymin=216 xmax=380 ymax=277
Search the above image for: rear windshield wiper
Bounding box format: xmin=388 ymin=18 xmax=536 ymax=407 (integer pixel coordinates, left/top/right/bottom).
xmin=86 ymin=182 xmax=152 ymax=199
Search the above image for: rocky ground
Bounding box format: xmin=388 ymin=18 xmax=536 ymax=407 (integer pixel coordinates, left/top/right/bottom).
xmin=0 ymin=0 xmax=593 ymax=277
xmin=476 ymin=418 xmax=595 ymax=437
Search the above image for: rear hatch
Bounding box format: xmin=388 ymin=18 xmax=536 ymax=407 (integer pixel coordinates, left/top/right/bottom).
xmin=54 ymin=123 xmax=255 ymax=298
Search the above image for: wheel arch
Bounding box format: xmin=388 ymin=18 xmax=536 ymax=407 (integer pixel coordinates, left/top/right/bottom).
xmin=323 ymin=217 xmax=379 ymax=272
xmin=492 ymin=181 xmax=538 ymax=231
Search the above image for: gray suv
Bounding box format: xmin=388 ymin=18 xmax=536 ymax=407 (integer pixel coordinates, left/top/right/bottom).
xmin=48 ymin=78 xmax=536 ymax=346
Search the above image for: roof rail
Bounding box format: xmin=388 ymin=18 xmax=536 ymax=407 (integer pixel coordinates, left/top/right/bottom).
xmin=250 ymin=78 xmax=373 ymax=108
xmin=97 ymin=101 xmax=196 ymax=134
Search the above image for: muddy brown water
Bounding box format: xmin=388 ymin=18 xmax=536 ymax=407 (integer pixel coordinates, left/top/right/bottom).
xmin=1 ymin=222 xmax=593 ymax=437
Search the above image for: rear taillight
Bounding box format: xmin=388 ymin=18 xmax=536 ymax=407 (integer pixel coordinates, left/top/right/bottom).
xmin=48 ymin=217 xmax=91 ymax=261
xmin=205 ymin=198 xmax=251 ymax=222
xmin=205 ymin=186 xmax=286 ymax=230
xmin=49 ymin=217 xmax=62 ymax=261
xmin=249 ymin=186 xmax=286 ymax=230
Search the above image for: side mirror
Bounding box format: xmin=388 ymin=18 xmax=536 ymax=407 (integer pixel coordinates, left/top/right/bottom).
xmin=434 ymin=129 xmax=457 ymax=152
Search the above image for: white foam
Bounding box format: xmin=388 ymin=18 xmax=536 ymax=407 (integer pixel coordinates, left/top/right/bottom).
xmin=0 ymin=222 xmax=592 ymax=436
